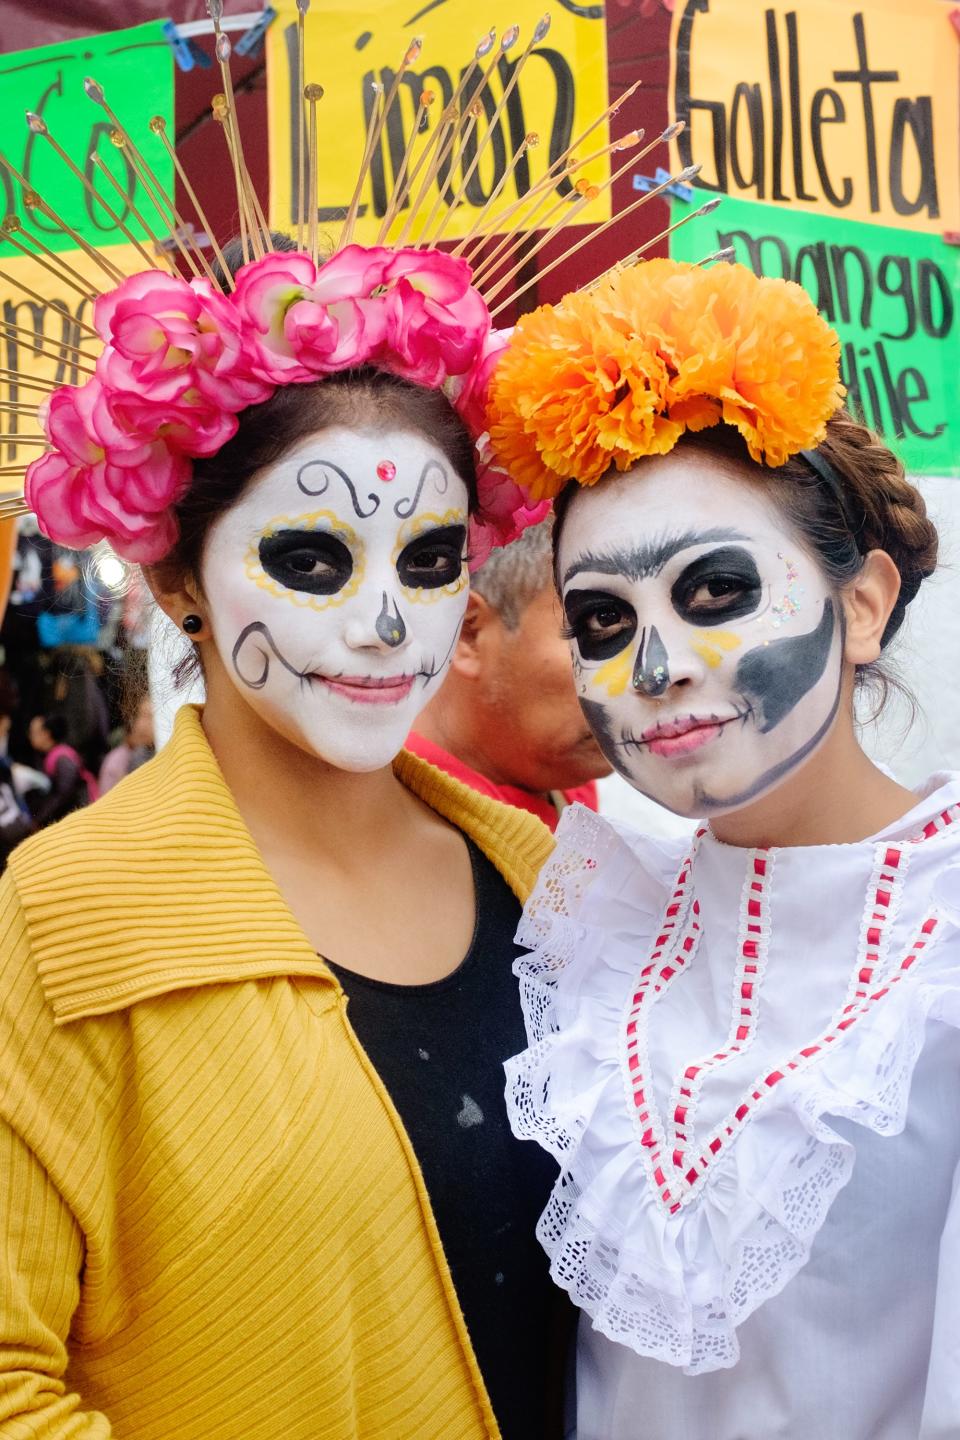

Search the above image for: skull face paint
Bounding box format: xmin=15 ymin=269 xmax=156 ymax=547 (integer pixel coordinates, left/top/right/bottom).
xmin=202 ymin=426 xmax=469 ymax=771
xmin=557 ymin=456 xmax=844 ymax=817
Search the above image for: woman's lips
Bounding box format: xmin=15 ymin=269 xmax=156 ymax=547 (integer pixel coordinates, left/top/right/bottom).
xmin=642 ymin=713 xmax=738 ymax=758
xmin=318 ymin=674 xmax=415 ymax=705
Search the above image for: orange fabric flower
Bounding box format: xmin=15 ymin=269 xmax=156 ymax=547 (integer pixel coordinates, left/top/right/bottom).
xmin=486 ymin=260 xmax=845 ymax=494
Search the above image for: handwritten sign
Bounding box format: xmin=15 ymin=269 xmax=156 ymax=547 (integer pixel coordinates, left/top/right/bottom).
xmin=266 ymin=0 xmax=609 ymax=247
xmin=0 ymin=242 xmax=149 ymax=482
xmin=0 ymin=21 xmax=173 ymax=260
xmin=669 ymin=0 xmax=960 ymax=235
xmin=0 ymin=23 xmax=173 ymax=490
xmin=669 ymin=194 xmax=960 ymax=477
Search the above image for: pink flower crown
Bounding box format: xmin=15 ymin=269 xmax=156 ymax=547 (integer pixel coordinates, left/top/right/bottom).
xmin=25 ymin=243 xmax=548 ymax=567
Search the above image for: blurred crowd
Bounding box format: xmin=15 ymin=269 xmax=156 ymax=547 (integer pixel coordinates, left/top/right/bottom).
xmin=0 ymin=520 xmax=154 ymax=866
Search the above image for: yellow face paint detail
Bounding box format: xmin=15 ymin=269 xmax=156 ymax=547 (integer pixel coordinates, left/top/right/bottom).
xmin=691 ymin=629 xmax=742 ymax=668
xmin=393 ymin=508 xmax=468 ymax=605
xmin=593 ymin=648 xmax=633 ymax=698
xmin=244 ymin=509 xmax=363 ymax=612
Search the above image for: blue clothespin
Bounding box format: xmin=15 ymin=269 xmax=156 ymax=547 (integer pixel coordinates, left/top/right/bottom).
xmin=632 ymin=167 xmax=694 ymax=203
xmin=161 ymin=19 xmax=212 ymax=71
xmin=235 ymin=6 xmax=277 ymax=57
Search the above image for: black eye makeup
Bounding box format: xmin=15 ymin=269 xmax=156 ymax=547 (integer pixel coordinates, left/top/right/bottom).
xmin=670 ymin=546 xmax=763 ymax=626
xmin=258 ymin=529 xmax=354 ymax=596
xmin=397 ymin=524 xmax=467 ymax=590
xmin=562 ymin=588 xmax=638 ymax=661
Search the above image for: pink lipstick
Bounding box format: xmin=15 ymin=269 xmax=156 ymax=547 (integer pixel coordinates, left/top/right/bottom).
xmin=642 ymin=713 xmax=737 ymax=758
xmin=319 ymin=674 xmax=415 ymax=705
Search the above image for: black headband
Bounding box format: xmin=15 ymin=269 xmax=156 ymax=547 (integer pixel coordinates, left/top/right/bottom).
xmin=798 ymin=447 xmax=865 ymax=553
xmin=800 ymin=446 xmax=921 ymax=627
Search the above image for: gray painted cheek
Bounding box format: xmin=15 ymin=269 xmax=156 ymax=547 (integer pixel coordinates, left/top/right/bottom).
xmin=734 ymin=598 xmax=836 ymax=732
xmin=375 ymin=592 xmax=407 ymax=648
xmin=579 ymin=696 xmax=634 ymax=779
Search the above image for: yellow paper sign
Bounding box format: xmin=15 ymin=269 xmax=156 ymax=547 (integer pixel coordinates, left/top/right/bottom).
xmin=0 ymin=242 xmax=145 ymax=492
xmin=266 ymin=0 xmax=610 ymax=248
xmin=669 ymin=0 xmax=960 ymax=234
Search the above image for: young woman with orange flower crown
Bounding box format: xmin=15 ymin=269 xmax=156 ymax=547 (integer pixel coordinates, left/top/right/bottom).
xmin=491 ymin=259 xmax=959 ymax=1438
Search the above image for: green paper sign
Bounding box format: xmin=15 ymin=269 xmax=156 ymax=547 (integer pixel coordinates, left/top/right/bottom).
xmin=670 ymin=193 xmax=960 ymax=476
xmin=0 ymin=21 xmax=174 ymax=260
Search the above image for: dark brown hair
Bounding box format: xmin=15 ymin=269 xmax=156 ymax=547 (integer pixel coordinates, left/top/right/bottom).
xmin=552 ymin=408 xmax=938 ymax=699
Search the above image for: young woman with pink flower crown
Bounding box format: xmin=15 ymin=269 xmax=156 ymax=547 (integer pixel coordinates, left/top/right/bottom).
xmin=487 ymin=259 xmax=960 ymax=1438
xmin=0 ymin=64 xmax=618 ymax=1425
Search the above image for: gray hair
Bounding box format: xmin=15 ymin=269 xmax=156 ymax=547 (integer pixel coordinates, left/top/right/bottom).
xmin=470 ymin=516 xmax=554 ymax=629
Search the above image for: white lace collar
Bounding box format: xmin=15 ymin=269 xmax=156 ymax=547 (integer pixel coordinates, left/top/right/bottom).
xmin=505 ymin=776 xmax=960 ymax=1374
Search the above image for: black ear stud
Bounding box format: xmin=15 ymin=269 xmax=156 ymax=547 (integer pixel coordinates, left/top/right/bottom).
xmin=182 ymin=613 xmax=203 ymax=635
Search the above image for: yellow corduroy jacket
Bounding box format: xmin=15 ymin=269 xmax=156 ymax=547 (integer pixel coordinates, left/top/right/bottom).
xmin=0 ymin=704 xmax=553 ymax=1440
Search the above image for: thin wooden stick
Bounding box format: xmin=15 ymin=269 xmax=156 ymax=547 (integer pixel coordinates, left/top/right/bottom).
xmin=210 ymin=21 xmax=266 ymax=260
xmin=0 ymin=268 xmax=99 ymax=339
xmin=83 ymin=79 xmax=178 ymax=227
xmin=390 ymin=32 xmax=494 ymax=249
xmin=481 ymin=141 xmax=656 ymax=303
xmin=296 ymin=0 xmax=309 ymax=250
xmin=375 ymin=88 xmax=434 ymax=245
xmin=0 ymin=321 xmax=98 ymax=368
xmin=413 ymin=37 xmax=511 ymax=249
xmin=338 ymin=81 xmax=385 ymax=250
xmin=489 ymin=164 xmax=702 ymax=317
xmin=581 ymin=198 xmax=722 ymax=290
xmin=469 ymin=130 xmax=644 ymax=287
xmin=0 ymin=435 xmax=48 ymax=447
xmin=392 ymin=107 xmax=459 ymax=249
xmin=0 ymin=222 xmax=100 ymax=302
xmin=338 ymin=35 xmax=422 ymax=251
xmin=306 ymin=84 xmax=322 ymax=263
xmin=90 ymin=153 xmax=195 ymax=280
xmin=413 ymin=109 xmax=482 ymax=249
xmin=448 ymin=132 xmax=537 ymax=259
xmin=149 ymin=119 xmax=234 ymax=287
xmin=24 ymin=114 xmax=160 ymax=272
xmin=463 ymin=79 xmax=647 ymax=267
xmin=0 ymin=401 xmax=50 ymax=416
xmin=213 ymin=96 xmax=252 ymax=264
xmin=0 ymin=368 xmax=59 ymax=393
xmin=0 ymin=157 xmax=129 ymax=285
xmin=472 ymin=120 xmax=679 ymax=282
xmin=426 ymin=22 xmax=540 ymax=249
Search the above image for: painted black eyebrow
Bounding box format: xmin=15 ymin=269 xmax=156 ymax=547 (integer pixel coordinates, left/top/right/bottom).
xmin=562 ymin=528 xmax=750 ymax=588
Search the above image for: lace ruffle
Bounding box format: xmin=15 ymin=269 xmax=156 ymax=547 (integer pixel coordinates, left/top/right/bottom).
xmin=505 ymin=804 xmax=960 ymax=1375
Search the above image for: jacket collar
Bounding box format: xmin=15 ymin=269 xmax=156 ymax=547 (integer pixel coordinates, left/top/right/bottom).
xmin=10 ymin=705 xmax=551 ymax=1024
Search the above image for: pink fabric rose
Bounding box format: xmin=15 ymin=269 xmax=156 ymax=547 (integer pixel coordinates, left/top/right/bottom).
xmin=468 ymin=455 xmax=551 ymax=570
xmin=447 ymin=327 xmax=512 ymax=434
xmin=96 ymin=271 xmax=272 ymax=415
xmin=26 ymin=380 xmax=190 ymax=563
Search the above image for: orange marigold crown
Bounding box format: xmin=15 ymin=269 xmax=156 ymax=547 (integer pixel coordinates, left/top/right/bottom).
xmin=485 ymin=259 xmax=846 ymax=501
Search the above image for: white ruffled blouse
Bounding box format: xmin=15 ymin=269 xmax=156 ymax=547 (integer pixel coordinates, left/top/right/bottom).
xmin=505 ymin=775 xmax=960 ymax=1440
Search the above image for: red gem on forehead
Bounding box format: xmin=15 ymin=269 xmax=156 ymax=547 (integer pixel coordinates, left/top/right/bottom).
xmin=376 ymin=460 xmax=397 ymax=482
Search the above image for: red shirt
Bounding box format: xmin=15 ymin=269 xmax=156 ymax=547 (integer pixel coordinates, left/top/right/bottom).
xmin=405 ymin=732 xmax=598 ymax=833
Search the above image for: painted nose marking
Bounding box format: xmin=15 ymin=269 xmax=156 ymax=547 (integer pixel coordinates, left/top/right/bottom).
xmin=632 ymin=625 xmax=670 ymax=697
xmin=376 ymin=592 xmax=406 ymax=648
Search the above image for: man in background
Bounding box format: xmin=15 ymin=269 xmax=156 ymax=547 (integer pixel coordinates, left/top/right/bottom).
xmin=408 ymin=521 xmax=611 ymax=831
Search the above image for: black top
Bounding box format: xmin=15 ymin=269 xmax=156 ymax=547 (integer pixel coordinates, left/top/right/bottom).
xmin=327 ymin=838 xmax=563 ymax=1440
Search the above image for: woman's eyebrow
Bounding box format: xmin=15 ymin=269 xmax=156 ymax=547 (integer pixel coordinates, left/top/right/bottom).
xmin=562 ymin=528 xmax=749 ymax=587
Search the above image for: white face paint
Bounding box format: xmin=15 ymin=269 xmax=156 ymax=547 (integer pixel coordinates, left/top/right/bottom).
xmin=557 ymin=453 xmax=844 ymax=817
xmin=202 ymin=425 xmax=470 ymax=772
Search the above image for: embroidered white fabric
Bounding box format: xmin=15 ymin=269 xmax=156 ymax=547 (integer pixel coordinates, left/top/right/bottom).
xmin=505 ymin=777 xmax=960 ymax=1383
